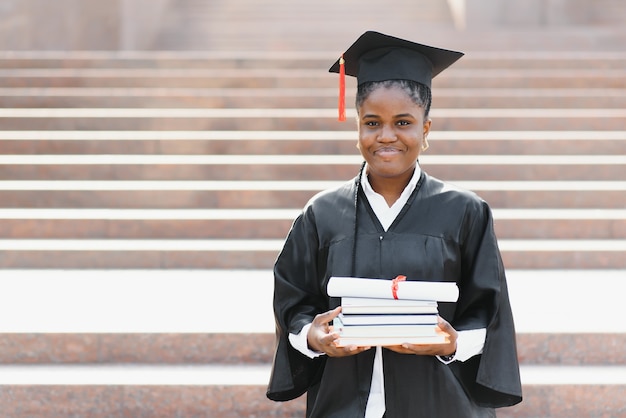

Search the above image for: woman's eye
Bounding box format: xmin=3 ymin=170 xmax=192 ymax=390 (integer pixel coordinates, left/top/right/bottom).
xmin=397 ymin=120 xmax=410 ymax=126
xmin=365 ymin=121 xmax=378 ymax=127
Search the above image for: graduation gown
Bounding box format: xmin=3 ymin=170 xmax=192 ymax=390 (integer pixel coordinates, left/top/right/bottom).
xmin=267 ymin=171 xmax=522 ymax=417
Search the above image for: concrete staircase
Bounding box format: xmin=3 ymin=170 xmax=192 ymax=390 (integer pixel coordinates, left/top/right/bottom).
xmin=1 ymin=3 xmax=626 ymax=416
xmin=1 ymin=48 xmax=625 ymax=418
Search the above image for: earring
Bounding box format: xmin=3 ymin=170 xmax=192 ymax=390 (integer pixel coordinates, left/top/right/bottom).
xmin=422 ymin=138 xmax=429 ymax=151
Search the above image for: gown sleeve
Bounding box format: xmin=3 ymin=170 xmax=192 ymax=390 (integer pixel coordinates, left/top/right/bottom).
xmin=450 ymin=199 xmax=523 ymax=407
xmin=266 ymin=205 xmax=328 ymax=401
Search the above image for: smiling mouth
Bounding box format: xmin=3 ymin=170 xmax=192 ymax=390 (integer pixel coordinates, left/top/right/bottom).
xmin=375 ymin=147 xmax=402 ymax=156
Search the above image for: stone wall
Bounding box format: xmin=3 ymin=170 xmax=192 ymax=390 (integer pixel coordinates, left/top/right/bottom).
xmin=0 ymin=0 xmax=170 ymax=50
xmin=0 ymin=0 xmax=623 ymax=50
xmin=466 ymin=0 xmax=626 ymax=27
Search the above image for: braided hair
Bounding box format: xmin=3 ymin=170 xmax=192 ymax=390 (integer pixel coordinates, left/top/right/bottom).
xmin=355 ymin=79 xmax=432 ymax=119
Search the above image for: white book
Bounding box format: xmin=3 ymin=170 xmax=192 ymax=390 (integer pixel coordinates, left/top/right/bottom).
xmin=335 ymin=334 xmax=448 ymax=347
xmin=341 ymin=306 xmax=438 ymax=314
xmin=338 ymin=313 xmax=439 ymax=326
xmin=341 ymin=297 xmax=438 ymax=307
xmin=333 ymin=317 xmax=440 ymax=338
xmin=341 ymin=299 xmax=439 ymax=315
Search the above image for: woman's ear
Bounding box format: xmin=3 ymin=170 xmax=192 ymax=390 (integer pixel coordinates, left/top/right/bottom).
xmin=422 ymin=119 xmax=432 ymax=151
xmin=423 ymin=119 xmax=432 ymax=137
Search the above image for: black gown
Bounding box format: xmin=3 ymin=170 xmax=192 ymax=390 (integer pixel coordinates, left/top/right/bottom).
xmin=267 ymin=170 xmax=522 ymax=418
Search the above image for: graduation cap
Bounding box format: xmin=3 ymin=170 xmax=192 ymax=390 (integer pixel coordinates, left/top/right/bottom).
xmin=329 ymin=31 xmax=464 ymax=121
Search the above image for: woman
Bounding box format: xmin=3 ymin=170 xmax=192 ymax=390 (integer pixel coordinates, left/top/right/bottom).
xmin=267 ymin=31 xmax=522 ymax=417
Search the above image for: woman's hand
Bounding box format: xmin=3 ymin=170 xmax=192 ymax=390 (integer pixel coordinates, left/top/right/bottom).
xmin=384 ymin=316 xmax=458 ymax=357
xmin=307 ymin=307 xmax=372 ymax=357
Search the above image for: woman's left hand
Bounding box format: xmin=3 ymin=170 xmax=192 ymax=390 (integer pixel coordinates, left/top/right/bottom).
xmin=384 ymin=316 xmax=458 ymax=356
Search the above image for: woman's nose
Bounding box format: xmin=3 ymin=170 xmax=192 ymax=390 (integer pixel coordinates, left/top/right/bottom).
xmin=378 ymin=124 xmax=397 ymax=142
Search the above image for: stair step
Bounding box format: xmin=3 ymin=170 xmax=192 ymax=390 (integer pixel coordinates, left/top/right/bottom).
xmin=0 ymin=108 xmax=623 ymax=130
xmin=0 ymin=51 xmax=624 ymax=70
xmin=0 ymin=364 xmax=624 ymax=386
xmin=3 ymin=153 xmax=626 ymax=165
xmin=0 ymin=381 xmax=303 ymax=418
xmin=0 ymin=210 xmax=624 ymax=240
xmin=1 ymin=217 xmax=624 ymax=240
xmin=0 ymin=364 xmax=272 ymax=385
xmin=1 ymin=107 xmax=625 ymax=120
xmin=0 ymin=250 xmax=623 ymax=269
xmin=0 ymin=189 xmax=316 ymax=209
xmin=0 ymin=129 xmax=623 ymax=155
xmin=1 ymin=245 xmax=624 ymax=269
xmin=1 ymin=332 xmax=624 ymax=366
xmin=0 ymin=208 xmax=623 ymax=220
xmin=0 ymin=189 xmax=623 ymax=209
xmin=0 ymin=365 xmax=623 ymax=417
xmin=1 ymin=88 xmax=625 ymax=109
xmin=2 ymin=154 xmax=624 ymax=165
xmin=0 ymin=269 xmax=623 ymax=332
xmin=1 ymin=180 xmax=624 ymax=191
xmin=0 ymin=130 xmax=624 ymax=155
xmin=3 ymin=129 xmax=624 ymax=139
xmin=0 ymin=68 xmax=623 ymax=89
xmin=0 ymin=154 xmax=623 ymax=181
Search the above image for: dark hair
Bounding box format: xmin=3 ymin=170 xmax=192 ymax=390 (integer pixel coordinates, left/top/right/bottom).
xmin=355 ymin=79 xmax=432 ymax=118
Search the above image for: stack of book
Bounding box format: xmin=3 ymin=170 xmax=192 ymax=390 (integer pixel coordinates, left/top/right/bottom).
xmin=327 ymin=276 xmax=459 ymax=347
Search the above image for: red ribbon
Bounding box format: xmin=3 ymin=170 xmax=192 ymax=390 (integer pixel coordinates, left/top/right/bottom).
xmin=391 ymin=275 xmax=406 ymax=299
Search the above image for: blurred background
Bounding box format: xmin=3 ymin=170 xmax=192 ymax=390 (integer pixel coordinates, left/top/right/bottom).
xmin=0 ymin=0 xmax=624 ymax=417
xmin=1 ymin=0 xmax=626 ymax=51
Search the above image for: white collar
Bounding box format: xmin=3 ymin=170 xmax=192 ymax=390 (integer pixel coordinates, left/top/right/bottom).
xmin=361 ymin=164 xmax=422 ymax=231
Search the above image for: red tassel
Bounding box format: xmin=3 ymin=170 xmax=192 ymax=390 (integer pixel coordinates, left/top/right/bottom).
xmin=338 ymin=54 xmax=346 ymax=122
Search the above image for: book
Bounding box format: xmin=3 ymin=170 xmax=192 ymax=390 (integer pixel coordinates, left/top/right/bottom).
xmin=333 ymin=317 xmax=440 ymax=338
xmin=338 ymin=312 xmax=439 ymax=326
xmin=328 ymin=276 xmax=459 ymax=302
xmin=341 ymin=297 xmax=439 ymax=315
xmin=335 ymin=334 xmax=449 ymax=347
xmin=341 ymin=297 xmax=438 ymax=307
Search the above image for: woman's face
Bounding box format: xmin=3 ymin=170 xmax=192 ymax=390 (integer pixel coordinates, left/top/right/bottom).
xmin=357 ymin=85 xmax=431 ymax=183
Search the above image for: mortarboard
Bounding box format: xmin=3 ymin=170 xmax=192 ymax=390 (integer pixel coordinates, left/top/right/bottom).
xmin=329 ymin=31 xmax=464 ymax=121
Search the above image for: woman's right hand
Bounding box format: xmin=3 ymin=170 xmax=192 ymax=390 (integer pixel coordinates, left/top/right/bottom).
xmin=307 ymin=306 xmax=372 ymax=357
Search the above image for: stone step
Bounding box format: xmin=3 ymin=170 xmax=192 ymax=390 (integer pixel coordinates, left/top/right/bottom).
xmin=0 ymin=209 xmax=624 ymax=240
xmin=0 ymin=268 xmax=624 ymax=331
xmin=2 ymin=240 xmax=623 ymax=268
xmin=0 ymin=108 xmax=624 ymax=130
xmin=0 ymin=269 xmax=623 ymax=359
xmin=2 ymin=88 xmax=625 ymax=109
xmin=0 ymin=130 xmax=624 ymax=156
xmin=0 ymin=51 xmax=624 ymax=69
xmin=0 ymin=154 xmax=623 ymax=181
xmin=0 ymin=130 xmax=626 ymax=156
xmin=0 ymin=366 xmax=623 ymax=417
xmin=0 ymin=365 xmax=624 ymax=417
xmin=0 ymin=68 xmax=623 ymax=89
xmin=1 ymin=332 xmax=624 ymax=366
xmin=0 ymin=187 xmax=624 ymax=209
